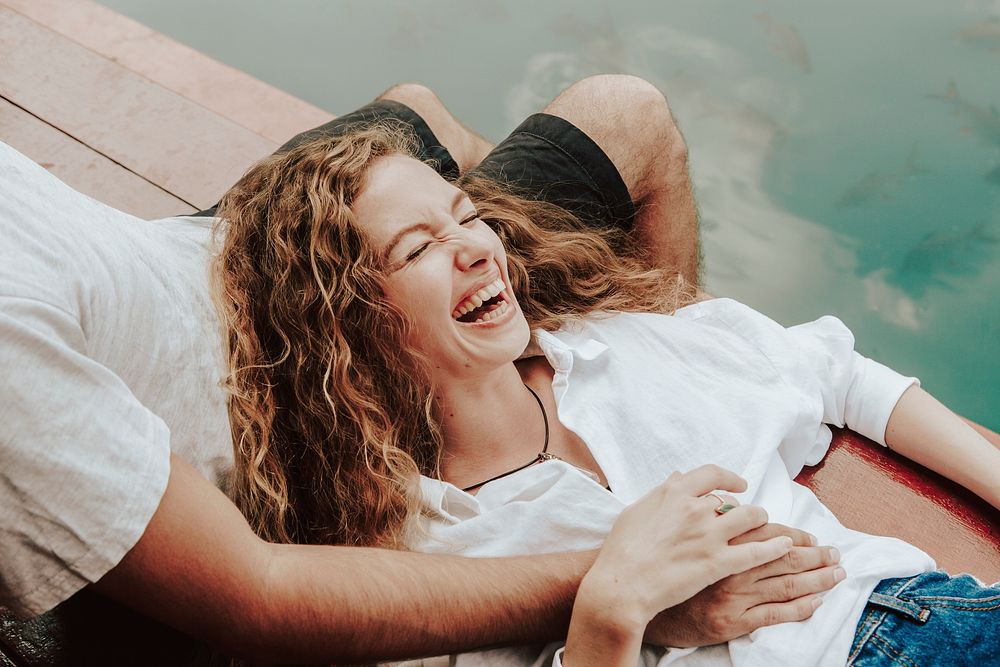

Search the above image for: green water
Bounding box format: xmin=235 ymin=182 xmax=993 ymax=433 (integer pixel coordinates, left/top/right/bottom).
xmin=100 ymin=0 xmax=1000 ymax=429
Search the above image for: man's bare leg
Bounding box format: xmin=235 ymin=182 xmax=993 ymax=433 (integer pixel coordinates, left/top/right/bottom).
xmin=377 ymin=78 xmax=702 ymax=286
xmin=540 ymin=75 xmax=702 ymax=286
xmin=377 ymin=84 xmax=494 ymax=175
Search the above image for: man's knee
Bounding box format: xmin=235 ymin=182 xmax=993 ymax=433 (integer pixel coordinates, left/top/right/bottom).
xmin=545 ymin=75 xmax=686 ymax=197
xmin=377 ymin=83 xmax=442 ymax=117
xmin=577 ymin=75 xmax=684 ymax=162
xmin=376 ymin=83 xmax=489 ymax=174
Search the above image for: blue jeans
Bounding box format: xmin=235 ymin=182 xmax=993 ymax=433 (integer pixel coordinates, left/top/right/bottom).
xmin=848 ymin=571 xmax=1000 ymax=665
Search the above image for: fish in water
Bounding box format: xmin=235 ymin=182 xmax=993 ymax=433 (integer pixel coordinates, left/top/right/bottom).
xmin=836 ymin=146 xmax=928 ymax=208
xmin=754 ymin=12 xmax=812 ymax=73
xmin=900 ymin=219 xmax=1000 ymax=291
xmin=927 ymin=81 xmax=1000 ymax=147
xmin=957 ymin=18 xmax=1000 ymax=51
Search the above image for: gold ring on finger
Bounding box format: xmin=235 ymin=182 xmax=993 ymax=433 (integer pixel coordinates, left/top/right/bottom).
xmin=704 ymin=493 xmax=736 ymax=515
xmin=715 ymin=501 xmax=737 ymax=515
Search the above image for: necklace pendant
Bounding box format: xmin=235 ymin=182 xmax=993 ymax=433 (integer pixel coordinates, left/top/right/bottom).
xmin=537 ymin=452 xmax=601 ymax=484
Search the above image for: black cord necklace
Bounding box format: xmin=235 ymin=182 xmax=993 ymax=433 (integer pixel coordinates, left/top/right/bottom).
xmin=460 ymin=384 xmax=600 ymax=493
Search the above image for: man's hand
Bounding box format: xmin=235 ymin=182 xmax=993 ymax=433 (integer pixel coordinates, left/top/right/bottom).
xmin=644 ymin=523 xmax=843 ymax=648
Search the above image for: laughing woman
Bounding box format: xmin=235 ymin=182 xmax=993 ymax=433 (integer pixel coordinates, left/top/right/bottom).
xmin=213 ymin=123 xmax=1000 ymax=667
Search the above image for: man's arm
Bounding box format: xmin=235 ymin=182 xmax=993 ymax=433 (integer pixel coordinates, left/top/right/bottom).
xmin=93 ymin=454 xmax=588 ymax=664
xmin=92 ymin=456 xmax=838 ymax=663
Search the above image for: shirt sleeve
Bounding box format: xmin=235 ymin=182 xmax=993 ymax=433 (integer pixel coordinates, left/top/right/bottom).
xmin=784 ymin=316 xmax=919 ymax=447
xmin=685 ymin=299 xmax=920 ymax=471
xmin=0 ymin=297 xmax=171 ymax=618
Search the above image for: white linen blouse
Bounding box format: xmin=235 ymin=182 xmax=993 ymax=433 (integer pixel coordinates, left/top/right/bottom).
xmin=408 ymin=298 xmax=933 ymax=667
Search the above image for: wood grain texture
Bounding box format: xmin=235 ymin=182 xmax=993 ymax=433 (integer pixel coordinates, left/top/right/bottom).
xmin=0 ymin=6 xmax=277 ymax=209
xmin=796 ymin=428 xmax=1000 ymax=582
xmin=0 ymin=0 xmax=334 ymax=144
xmin=0 ymin=97 xmax=195 ymax=218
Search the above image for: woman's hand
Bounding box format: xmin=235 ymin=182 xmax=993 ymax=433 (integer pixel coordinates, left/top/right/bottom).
xmin=562 ymin=464 xmax=793 ymax=667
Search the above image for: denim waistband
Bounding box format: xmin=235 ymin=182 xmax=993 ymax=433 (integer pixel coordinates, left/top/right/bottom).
xmin=850 ymin=571 xmax=1000 ymax=666
xmin=867 ymin=575 xmax=932 ymax=623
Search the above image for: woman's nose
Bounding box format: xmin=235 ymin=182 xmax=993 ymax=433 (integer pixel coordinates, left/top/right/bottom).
xmin=453 ymin=233 xmax=493 ymax=271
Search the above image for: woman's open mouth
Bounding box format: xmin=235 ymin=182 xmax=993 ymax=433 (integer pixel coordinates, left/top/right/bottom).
xmin=452 ymin=278 xmax=511 ymax=324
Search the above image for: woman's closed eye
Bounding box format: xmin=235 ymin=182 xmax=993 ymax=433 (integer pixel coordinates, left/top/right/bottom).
xmin=404 ymin=211 xmax=480 ymax=262
xmin=405 ymin=242 xmax=431 ymax=261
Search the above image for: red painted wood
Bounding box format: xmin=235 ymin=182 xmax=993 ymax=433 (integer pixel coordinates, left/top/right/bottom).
xmin=795 ymin=427 xmax=1000 ymax=583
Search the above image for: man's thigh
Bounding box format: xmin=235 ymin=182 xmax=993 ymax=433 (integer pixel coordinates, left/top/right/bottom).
xmin=193 ymin=99 xmax=460 ymax=217
xmin=200 ymin=101 xmax=636 ymax=235
xmin=273 ymin=99 xmax=460 ymax=179
xmin=461 ymin=113 xmax=636 ymax=233
xmin=290 ymin=104 xmax=638 ymax=234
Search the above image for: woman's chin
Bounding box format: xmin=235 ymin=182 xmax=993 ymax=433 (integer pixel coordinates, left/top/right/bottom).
xmin=439 ymin=314 xmax=532 ymax=375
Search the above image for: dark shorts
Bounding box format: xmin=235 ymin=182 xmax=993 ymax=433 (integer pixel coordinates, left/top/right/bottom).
xmin=195 ymin=99 xmax=635 ymax=231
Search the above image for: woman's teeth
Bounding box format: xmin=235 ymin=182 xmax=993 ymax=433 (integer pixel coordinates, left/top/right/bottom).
xmin=474 ymin=301 xmax=509 ymax=323
xmin=452 ymin=279 xmax=507 ymax=321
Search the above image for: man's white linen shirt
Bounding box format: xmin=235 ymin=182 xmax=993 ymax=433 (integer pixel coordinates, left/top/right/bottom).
xmin=411 ymin=302 xmax=934 ymax=667
xmin=0 ymin=142 xmax=231 ymax=617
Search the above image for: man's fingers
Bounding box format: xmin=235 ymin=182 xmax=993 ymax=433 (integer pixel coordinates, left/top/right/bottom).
xmin=753 ymin=565 xmax=846 ymax=604
xmin=674 ymin=464 xmax=747 ymax=497
xmin=741 ymin=595 xmax=824 ymax=631
xmin=747 ymin=546 xmax=840 ymax=581
xmin=729 ymin=523 xmax=816 ymax=548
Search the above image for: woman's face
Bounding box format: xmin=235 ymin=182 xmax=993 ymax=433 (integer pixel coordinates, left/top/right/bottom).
xmin=352 ymin=154 xmax=531 ymax=378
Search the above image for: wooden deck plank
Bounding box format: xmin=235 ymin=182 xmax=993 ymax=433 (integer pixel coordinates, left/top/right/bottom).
xmin=0 ymin=97 xmax=195 ymax=218
xmin=0 ymin=5 xmax=277 ymax=209
xmin=797 ymin=430 xmax=1000 ymax=582
xmin=0 ymin=0 xmax=334 ymax=144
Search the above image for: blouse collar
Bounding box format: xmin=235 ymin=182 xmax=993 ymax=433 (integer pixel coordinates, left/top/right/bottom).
xmin=419 ymin=324 xmax=609 ymax=518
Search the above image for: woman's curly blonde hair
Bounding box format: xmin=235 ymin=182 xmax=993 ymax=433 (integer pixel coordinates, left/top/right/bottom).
xmin=213 ymin=121 xmax=694 ymax=548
